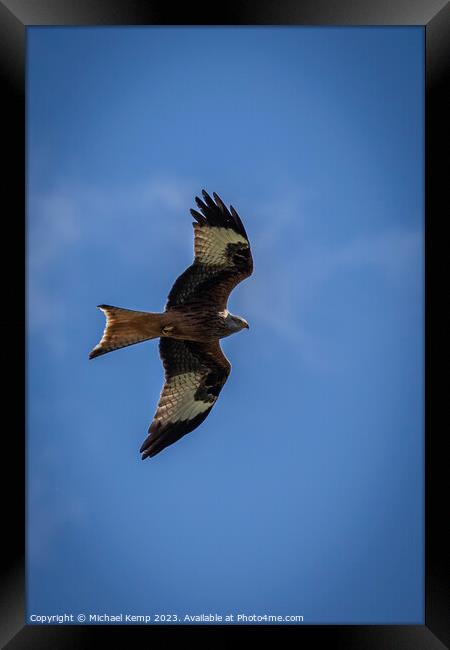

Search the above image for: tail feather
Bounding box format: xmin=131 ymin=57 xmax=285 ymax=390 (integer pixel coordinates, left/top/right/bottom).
xmin=89 ymin=305 xmax=164 ymax=359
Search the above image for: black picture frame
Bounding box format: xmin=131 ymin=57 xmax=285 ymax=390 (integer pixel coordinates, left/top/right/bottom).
xmin=2 ymin=1 xmax=448 ymax=647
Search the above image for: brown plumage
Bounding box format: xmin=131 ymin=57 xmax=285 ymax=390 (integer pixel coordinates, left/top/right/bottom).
xmin=89 ymin=190 xmax=253 ymax=459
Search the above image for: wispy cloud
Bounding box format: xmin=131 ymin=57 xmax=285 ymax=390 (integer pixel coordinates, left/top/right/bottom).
xmin=27 ymin=174 xmax=197 ymax=353
xmin=244 ymin=190 xmax=422 ymax=372
xmin=28 ymin=173 xmax=196 ymax=264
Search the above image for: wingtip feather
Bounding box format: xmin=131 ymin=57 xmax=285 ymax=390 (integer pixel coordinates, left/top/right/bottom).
xmin=190 ymin=208 xmax=206 ymax=224
xmin=190 ymin=189 xmax=250 ymax=239
xmin=89 ymin=347 xmax=104 ymax=360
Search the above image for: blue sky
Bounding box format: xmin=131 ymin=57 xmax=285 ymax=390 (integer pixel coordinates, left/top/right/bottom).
xmin=27 ymin=27 xmax=424 ymax=624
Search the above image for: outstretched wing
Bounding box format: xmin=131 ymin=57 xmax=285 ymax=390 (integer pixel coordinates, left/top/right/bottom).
xmin=166 ymin=190 xmax=253 ymax=311
xmin=140 ymin=337 xmax=231 ymax=459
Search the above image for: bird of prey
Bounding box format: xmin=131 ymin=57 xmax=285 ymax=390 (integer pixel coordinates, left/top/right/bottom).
xmin=89 ymin=190 xmax=253 ymax=459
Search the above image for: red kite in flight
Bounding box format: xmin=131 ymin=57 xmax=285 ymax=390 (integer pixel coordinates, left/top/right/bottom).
xmin=89 ymin=190 xmax=253 ymax=459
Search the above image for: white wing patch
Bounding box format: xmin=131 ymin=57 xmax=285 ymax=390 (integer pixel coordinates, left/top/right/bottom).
xmin=155 ymin=371 xmax=213 ymax=425
xmin=194 ymin=225 xmax=248 ymax=265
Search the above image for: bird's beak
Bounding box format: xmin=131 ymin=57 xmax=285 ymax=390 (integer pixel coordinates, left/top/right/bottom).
xmin=244 ymin=322 xmax=250 ymax=329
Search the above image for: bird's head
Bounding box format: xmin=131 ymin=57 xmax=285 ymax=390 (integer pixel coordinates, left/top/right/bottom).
xmin=229 ymin=314 xmax=249 ymax=331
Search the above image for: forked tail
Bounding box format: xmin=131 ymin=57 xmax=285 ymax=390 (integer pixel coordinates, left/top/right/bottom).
xmin=89 ymin=305 xmax=165 ymax=359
